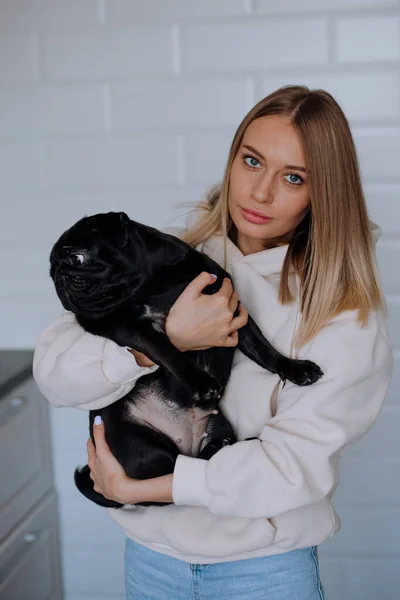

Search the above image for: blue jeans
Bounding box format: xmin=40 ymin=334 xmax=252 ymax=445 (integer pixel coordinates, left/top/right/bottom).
xmin=125 ymin=538 xmax=325 ymax=599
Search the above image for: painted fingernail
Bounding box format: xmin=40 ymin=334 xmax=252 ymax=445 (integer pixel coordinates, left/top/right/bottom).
xmin=210 ymin=274 xmax=217 ymax=279
xmin=94 ymin=415 xmax=102 ymax=426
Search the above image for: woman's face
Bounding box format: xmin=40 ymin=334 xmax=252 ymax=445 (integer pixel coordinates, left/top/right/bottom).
xmin=228 ymin=115 xmax=311 ymax=255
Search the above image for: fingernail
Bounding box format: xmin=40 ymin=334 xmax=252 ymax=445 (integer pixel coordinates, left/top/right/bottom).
xmin=94 ymin=415 xmax=102 ymax=426
xmin=210 ymin=274 xmax=217 ymax=279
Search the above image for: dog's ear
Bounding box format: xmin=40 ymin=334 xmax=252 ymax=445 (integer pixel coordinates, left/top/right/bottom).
xmin=115 ymin=212 xmax=131 ymax=248
xmin=144 ymin=229 xmax=190 ymax=271
xmin=115 ymin=215 xmax=190 ymax=271
xmin=119 ymin=212 xmax=130 ymax=225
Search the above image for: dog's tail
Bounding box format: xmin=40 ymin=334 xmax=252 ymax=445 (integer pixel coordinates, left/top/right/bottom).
xmin=74 ymin=465 xmax=123 ymax=509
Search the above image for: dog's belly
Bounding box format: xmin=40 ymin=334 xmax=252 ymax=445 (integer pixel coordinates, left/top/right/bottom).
xmin=126 ymin=386 xmax=214 ymax=457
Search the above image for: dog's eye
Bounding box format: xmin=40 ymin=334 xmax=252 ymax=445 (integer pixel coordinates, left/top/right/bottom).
xmin=70 ymin=253 xmax=85 ymax=266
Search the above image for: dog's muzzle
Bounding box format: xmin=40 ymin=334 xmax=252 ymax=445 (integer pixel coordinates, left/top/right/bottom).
xmin=53 ymin=267 xmax=95 ymax=309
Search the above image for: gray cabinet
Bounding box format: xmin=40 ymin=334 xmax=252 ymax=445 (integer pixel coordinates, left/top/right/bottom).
xmin=0 ymin=492 xmax=60 ymax=600
xmin=0 ymin=352 xmax=62 ymax=600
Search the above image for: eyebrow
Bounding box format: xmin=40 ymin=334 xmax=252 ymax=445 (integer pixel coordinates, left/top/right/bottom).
xmin=242 ymin=144 xmax=308 ymax=173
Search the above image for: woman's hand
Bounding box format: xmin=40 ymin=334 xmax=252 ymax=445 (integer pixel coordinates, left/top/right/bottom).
xmin=165 ymin=272 xmax=248 ymax=352
xmin=129 ymin=348 xmax=156 ymax=367
xmin=87 ymin=417 xmax=135 ymax=504
xmin=87 ymin=417 xmax=173 ymax=505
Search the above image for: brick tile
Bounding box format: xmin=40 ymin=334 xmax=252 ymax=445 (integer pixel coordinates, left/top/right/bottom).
xmin=183 ymin=19 xmax=329 ymax=72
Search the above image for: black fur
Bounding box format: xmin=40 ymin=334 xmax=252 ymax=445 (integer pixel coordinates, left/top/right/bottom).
xmin=50 ymin=212 xmax=323 ymax=508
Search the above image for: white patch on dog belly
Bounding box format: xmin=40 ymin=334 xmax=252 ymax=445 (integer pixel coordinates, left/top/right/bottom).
xmin=127 ymin=385 xmax=213 ymax=456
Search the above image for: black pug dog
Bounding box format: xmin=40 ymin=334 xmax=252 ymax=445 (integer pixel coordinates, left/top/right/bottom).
xmin=50 ymin=211 xmax=323 ymax=509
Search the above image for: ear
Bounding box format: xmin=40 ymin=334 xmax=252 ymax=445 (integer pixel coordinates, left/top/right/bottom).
xmin=146 ymin=229 xmax=190 ymax=270
xmin=116 ymin=212 xmax=131 ymax=247
xmin=119 ymin=212 xmax=130 ymax=225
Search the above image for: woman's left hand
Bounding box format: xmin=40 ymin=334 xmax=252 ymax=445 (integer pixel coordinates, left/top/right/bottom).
xmin=87 ymin=417 xmax=174 ymax=505
xmin=87 ymin=417 xmax=136 ymax=505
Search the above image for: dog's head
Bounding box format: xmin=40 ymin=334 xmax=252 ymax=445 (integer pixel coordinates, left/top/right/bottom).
xmin=50 ymin=212 xmax=145 ymax=317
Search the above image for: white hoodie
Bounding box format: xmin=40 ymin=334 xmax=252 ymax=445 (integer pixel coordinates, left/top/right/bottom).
xmin=33 ymin=211 xmax=393 ymax=564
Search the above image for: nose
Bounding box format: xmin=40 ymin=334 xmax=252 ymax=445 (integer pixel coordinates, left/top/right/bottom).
xmin=251 ymin=172 xmax=275 ymax=204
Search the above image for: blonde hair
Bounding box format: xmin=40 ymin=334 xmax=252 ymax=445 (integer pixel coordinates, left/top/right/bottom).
xmin=182 ymin=85 xmax=384 ymax=347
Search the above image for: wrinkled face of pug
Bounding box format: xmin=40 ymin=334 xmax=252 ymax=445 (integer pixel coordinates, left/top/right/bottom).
xmin=50 ymin=212 xmax=143 ymax=316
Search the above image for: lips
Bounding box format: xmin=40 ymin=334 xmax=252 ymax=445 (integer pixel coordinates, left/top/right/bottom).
xmin=240 ymin=207 xmax=272 ymax=224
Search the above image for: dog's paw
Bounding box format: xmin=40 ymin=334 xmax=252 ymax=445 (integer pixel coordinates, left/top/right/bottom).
xmin=277 ymin=357 xmax=323 ymax=386
xmin=198 ymin=436 xmax=234 ymax=460
xmin=189 ymin=372 xmax=223 ymax=407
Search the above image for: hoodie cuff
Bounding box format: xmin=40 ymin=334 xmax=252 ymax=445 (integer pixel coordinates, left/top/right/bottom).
xmin=102 ymin=340 xmax=159 ymax=384
xmin=172 ymin=455 xmax=212 ymax=507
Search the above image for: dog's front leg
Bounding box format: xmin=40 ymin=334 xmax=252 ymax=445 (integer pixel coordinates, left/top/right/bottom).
xmin=238 ymin=315 xmax=323 ymax=386
xmin=112 ymin=323 xmax=222 ymax=406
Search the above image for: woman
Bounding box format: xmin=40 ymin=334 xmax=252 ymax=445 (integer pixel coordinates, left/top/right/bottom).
xmin=33 ymin=86 xmax=393 ymax=599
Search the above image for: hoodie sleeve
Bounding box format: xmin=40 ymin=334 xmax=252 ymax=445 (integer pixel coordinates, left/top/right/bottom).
xmin=33 ymin=312 xmax=159 ymax=411
xmin=172 ymin=313 xmax=393 ymax=518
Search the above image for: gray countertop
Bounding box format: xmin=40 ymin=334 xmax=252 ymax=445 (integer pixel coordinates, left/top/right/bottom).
xmin=0 ymin=350 xmax=34 ymax=398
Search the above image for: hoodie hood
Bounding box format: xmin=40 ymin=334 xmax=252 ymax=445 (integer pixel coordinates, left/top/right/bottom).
xmin=370 ymin=221 xmax=381 ymax=244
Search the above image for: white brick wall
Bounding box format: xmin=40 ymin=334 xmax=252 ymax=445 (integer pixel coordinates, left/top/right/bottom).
xmin=0 ymin=33 xmax=38 ymax=82
xmin=42 ymin=27 xmax=176 ymax=81
xmin=45 ymin=136 xmax=180 ymax=186
xmin=0 ymin=1 xmax=399 ymax=599
xmin=0 ymin=85 xmax=107 ymax=136
xmin=109 ymin=78 xmax=251 ymax=130
xmin=182 ymin=19 xmax=330 ymax=71
xmin=335 ymin=14 xmax=400 ymax=62
xmin=263 ymin=73 xmax=400 ymax=121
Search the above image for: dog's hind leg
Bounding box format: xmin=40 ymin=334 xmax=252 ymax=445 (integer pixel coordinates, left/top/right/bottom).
xmin=108 ymin=420 xmax=180 ymax=507
xmin=74 ymin=465 xmax=123 ymax=508
xmin=75 ymin=422 xmax=180 ymax=508
xmin=197 ymin=409 xmax=236 ymax=460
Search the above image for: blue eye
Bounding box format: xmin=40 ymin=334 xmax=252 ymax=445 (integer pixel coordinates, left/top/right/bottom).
xmin=244 ymin=156 xmax=260 ymax=168
xmin=284 ymin=174 xmax=303 ymax=186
